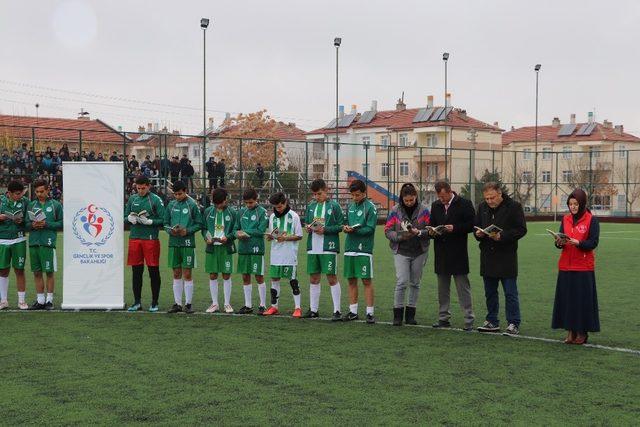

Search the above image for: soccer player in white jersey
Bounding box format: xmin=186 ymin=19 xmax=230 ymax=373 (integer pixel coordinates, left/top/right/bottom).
xmin=263 ymin=192 xmax=303 ymax=318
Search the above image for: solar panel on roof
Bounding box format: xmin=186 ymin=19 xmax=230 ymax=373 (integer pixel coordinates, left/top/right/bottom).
xmin=576 ymin=124 xmax=590 ymax=136
xmin=439 ymin=107 xmax=453 ymax=121
xmin=557 ymin=123 xmax=577 ymax=136
xmin=429 ymin=107 xmax=445 ymax=121
xmin=325 ymin=119 xmax=337 ymax=129
xmin=359 ymin=111 xmax=376 ymax=124
xmin=583 ymin=122 xmax=596 ymax=135
xmin=338 ymin=113 xmax=356 ymax=127
xmin=412 ymin=109 xmax=428 ymax=123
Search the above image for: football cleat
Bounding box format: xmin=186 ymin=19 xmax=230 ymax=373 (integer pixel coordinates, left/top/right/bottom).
xmin=44 ymin=301 xmax=54 ymax=311
xmin=29 ymin=301 xmax=46 ymax=310
xmin=206 ymin=303 xmax=219 ymax=313
xmin=331 ymin=311 xmax=343 ymax=322
xmin=366 ymin=313 xmax=376 ymax=324
xmin=0 ymin=301 xmax=8 ymax=310
xmin=342 ymin=312 xmax=359 ymax=321
xmin=183 ymin=304 xmax=194 ymax=314
xmin=148 ymin=305 xmax=159 ymax=313
xmin=127 ymin=303 xmax=142 ymax=312
xmin=237 ymin=306 xmax=254 ymax=315
xmin=263 ymin=306 xmax=279 ymax=316
xmin=224 ymin=304 xmax=234 ymax=314
xmin=302 ymin=310 xmax=319 ymax=319
xmin=257 ymin=306 xmax=267 ymax=315
xmin=18 ymin=302 xmax=29 ymax=310
xmin=292 ymin=308 xmax=302 ymax=318
xmin=478 ymin=321 xmax=500 ymax=333
xmin=168 ymin=304 xmax=183 ymax=313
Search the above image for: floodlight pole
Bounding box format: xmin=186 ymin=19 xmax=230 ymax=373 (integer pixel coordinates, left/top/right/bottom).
xmin=334 ymin=37 xmax=341 ymax=199
xmin=201 ymin=18 xmax=210 ymax=205
xmin=443 ymin=52 xmax=449 ymax=181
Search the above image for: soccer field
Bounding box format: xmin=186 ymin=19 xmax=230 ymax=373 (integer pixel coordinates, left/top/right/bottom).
xmin=2 ymin=221 xmax=639 ymax=424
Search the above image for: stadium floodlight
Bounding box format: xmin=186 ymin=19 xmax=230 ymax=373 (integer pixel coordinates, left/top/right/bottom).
xmin=334 ymin=37 xmax=341 ymax=47
xmin=200 ymin=18 xmax=210 ymax=29
xmin=535 ymin=63 xmax=541 ymax=71
xmin=443 ymin=52 xmax=449 ymax=61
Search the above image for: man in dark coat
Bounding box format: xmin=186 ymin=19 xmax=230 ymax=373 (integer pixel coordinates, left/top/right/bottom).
xmin=169 ymin=156 xmax=181 ymax=184
xmin=429 ymin=181 xmax=475 ymax=331
xmin=205 ymin=157 xmax=217 ymax=189
xmin=216 ymin=159 xmax=226 ymax=188
xmin=474 ymin=182 xmax=527 ymax=335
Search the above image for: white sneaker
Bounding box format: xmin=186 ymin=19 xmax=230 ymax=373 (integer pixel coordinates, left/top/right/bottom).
xmin=224 ymin=304 xmax=234 ymax=314
xmin=18 ymin=301 xmax=29 ymax=310
xmin=0 ymin=300 xmax=8 ymax=310
xmin=206 ymin=303 xmax=219 ymax=313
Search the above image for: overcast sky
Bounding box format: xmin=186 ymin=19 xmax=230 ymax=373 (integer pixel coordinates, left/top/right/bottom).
xmin=1 ymin=0 xmax=639 ymax=135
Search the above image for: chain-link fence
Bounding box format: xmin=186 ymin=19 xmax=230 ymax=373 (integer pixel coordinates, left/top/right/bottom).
xmin=1 ymin=123 xmax=639 ymax=218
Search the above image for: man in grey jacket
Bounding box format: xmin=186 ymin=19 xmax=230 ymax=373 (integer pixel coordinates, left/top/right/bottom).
xmin=384 ymin=183 xmax=431 ymax=326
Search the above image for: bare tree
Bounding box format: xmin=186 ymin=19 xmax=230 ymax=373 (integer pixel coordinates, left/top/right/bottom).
xmin=615 ymin=159 xmax=640 ymax=213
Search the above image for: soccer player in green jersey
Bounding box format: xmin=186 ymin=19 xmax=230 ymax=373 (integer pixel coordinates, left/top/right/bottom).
xmin=202 ymin=188 xmax=238 ymax=314
xmin=263 ymin=192 xmax=303 ymax=318
xmin=124 ymin=176 xmax=165 ymax=312
xmin=163 ymin=181 xmax=203 ymax=314
xmin=25 ymin=179 xmax=63 ymax=310
xmin=235 ymin=188 xmax=269 ymax=315
xmin=0 ymin=180 xmax=28 ymax=310
xmin=342 ymin=179 xmax=377 ymax=324
xmin=303 ymin=179 xmax=344 ymax=321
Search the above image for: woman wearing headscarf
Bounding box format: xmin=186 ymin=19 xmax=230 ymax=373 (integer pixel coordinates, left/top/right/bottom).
xmin=552 ymin=188 xmax=600 ymax=345
xmin=384 ymin=183 xmax=431 ymax=326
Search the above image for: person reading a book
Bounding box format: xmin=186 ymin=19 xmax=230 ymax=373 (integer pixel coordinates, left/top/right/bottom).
xmin=474 ymin=182 xmax=527 ymax=335
xmin=384 ymin=183 xmax=431 ymax=326
xmin=551 ymin=188 xmax=600 ymax=345
xmin=428 ymin=181 xmax=476 ymax=331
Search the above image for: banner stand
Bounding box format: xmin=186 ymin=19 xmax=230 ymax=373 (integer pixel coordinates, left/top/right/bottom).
xmin=62 ymin=162 xmax=124 ymax=310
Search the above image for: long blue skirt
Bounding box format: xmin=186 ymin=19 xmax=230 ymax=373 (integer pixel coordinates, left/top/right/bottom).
xmin=551 ymin=271 xmax=600 ymax=333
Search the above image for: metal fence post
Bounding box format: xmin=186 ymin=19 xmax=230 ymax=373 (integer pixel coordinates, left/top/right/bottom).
xmin=625 ymin=151 xmax=630 ymax=217
xmin=239 ymin=138 xmax=243 ymax=192
xmin=419 ymin=147 xmax=423 ymax=199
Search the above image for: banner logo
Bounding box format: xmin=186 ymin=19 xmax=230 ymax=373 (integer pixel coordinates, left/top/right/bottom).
xmin=72 ymin=204 xmax=115 ymax=247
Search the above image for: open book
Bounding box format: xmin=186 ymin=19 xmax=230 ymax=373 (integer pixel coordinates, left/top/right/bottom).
xmin=425 ymin=225 xmax=448 ymax=235
xmin=474 ymin=224 xmax=503 ymax=235
xmin=205 ymin=230 xmax=225 ymax=243
xmin=308 ymin=219 xmax=324 ymax=230
xmin=546 ymin=229 xmax=569 ymax=241
xmin=130 ymin=210 xmax=148 ymax=219
xmin=28 ymin=208 xmax=46 ymax=222
xmin=3 ymin=209 xmax=23 ymax=221
xmin=265 ymin=227 xmax=282 ymax=238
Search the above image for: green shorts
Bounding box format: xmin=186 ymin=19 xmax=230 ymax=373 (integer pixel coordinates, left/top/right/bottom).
xmin=343 ymin=254 xmax=373 ymax=279
xmin=269 ymin=265 xmax=297 ymax=280
xmin=237 ymin=254 xmax=265 ymax=275
xmin=205 ymin=245 xmax=233 ymax=274
xmin=307 ymin=253 xmax=337 ymax=275
xmin=168 ymin=246 xmax=196 ymax=269
xmin=30 ymin=246 xmax=57 ymax=273
xmin=0 ymin=241 xmax=26 ymax=270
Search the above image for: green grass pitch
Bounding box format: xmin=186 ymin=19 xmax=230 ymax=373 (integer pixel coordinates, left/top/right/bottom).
xmin=1 ymin=221 xmax=639 ymax=424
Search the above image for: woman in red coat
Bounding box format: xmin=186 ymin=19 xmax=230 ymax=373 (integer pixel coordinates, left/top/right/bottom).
xmin=552 ymin=189 xmax=600 ymax=345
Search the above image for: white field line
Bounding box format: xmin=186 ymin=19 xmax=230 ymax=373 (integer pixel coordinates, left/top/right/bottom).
xmin=3 ymin=309 xmax=639 ymax=357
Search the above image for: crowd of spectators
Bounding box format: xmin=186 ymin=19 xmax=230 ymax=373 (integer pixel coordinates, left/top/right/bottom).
xmin=0 ymin=142 xmax=207 ymax=202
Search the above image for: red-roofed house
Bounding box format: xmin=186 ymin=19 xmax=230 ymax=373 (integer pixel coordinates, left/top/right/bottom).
xmin=0 ymin=114 xmax=131 ymax=155
xmin=503 ymin=113 xmax=640 ymax=214
xmin=306 ymin=95 xmax=503 ymax=201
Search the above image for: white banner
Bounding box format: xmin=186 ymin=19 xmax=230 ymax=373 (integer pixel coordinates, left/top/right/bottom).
xmin=62 ymin=162 xmax=124 ymax=309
